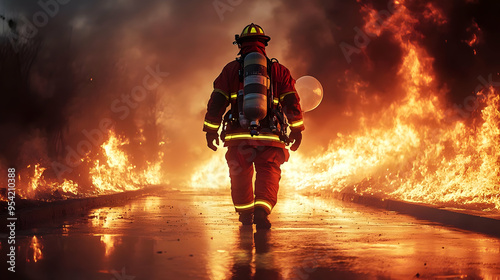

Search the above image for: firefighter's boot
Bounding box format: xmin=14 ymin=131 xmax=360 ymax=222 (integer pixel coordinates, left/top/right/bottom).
xmin=239 ymin=212 xmax=253 ymax=226
xmin=253 ymin=208 xmax=271 ymax=229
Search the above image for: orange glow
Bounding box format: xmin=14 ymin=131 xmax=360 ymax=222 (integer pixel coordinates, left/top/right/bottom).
xmin=280 ymin=4 xmax=500 ymax=211
xmin=90 ymin=209 xmax=119 ymax=228
xmin=468 ymin=34 xmax=478 ymax=47
xmin=189 ymin=149 xmax=229 ymax=189
xmin=29 ymin=164 xmax=46 ymax=193
xmin=27 ymin=236 xmax=43 ymax=263
xmin=17 ymin=129 xmax=164 ymax=199
xmin=422 ymin=3 xmax=447 ymax=25
xmin=90 ymin=209 xmax=122 ymax=257
xmin=21 ymin=164 xmax=80 ymax=199
xmin=90 ymin=129 xmax=163 ymax=194
xmin=60 ymin=180 xmax=79 ymax=195
xmin=100 ymin=234 xmax=120 ymax=257
xmin=465 ymin=20 xmax=481 ymax=55
xmin=191 ymin=2 xmax=500 ymax=212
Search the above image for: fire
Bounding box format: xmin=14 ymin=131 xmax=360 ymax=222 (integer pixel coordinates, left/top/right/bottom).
xmin=20 ymin=164 xmax=80 ymax=200
xmin=191 ymin=1 xmax=500 ymax=212
xmin=29 ymin=164 xmax=46 ymax=193
xmin=281 ymin=2 xmax=499 ymax=210
xmin=90 ymin=129 xmax=163 ymax=194
xmin=190 ymin=149 xmax=230 ymax=189
xmin=465 ymin=19 xmax=481 ymax=55
xmin=27 ymin=236 xmax=43 ymax=263
xmin=90 ymin=131 xmax=137 ymax=193
xmin=60 ymin=180 xmax=79 ymax=195
xmin=280 ymin=2 xmax=500 ymax=210
xmin=13 ymin=129 xmax=164 ymax=200
xmin=422 ymin=3 xmax=447 ymax=25
xmin=280 ymin=84 xmax=499 ymax=210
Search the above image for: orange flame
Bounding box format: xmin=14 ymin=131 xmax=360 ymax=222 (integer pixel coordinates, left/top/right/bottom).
xmin=21 ymin=164 xmax=80 ymax=200
xmin=280 ymin=3 xmax=499 ymax=210
xmin=465 ymin=20 xmax=481 ymax=55
xmin=60 ymin=180 xmax=79 ymax=195
xmin=191 ymin=2 xmax=500 ymax=212
xmin=29 ymin=164 xmax=46 ymax=193
xmin=90 ymin=129 xmax=164 ymax=194
xmin=280 ymin=3 xmax=500 ymax=210
xmin=190 ymin=149 xmax=230 ymax=189
xmin=16 ymin=129 xmax=164 ymax=199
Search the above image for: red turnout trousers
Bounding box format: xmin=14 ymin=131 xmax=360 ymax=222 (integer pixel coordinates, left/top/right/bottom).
xmin=226 ymin=145 xmax=289 ymax=214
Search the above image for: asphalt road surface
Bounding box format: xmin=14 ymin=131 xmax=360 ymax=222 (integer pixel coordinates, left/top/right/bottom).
xmin=4 ymin=187 xmax=500 ymax=280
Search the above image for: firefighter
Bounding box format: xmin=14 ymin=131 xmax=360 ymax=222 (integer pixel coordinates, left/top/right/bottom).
xmin=203 ymin=23 xmax=304 ymax=229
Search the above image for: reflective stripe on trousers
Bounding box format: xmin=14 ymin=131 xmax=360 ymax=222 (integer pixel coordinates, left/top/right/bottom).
xmin=225 ymin=145 xmax=289 ymax=214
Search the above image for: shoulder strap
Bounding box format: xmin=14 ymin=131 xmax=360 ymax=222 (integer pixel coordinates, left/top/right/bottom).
xmin=237 ymin=56 xmax=244 ymax=83
xmin=268 ymin=58 xmax=278 ymax=109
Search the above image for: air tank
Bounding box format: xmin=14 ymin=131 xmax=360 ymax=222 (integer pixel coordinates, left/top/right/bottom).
xmin=242 ymin=52 xmax=269 ymax=134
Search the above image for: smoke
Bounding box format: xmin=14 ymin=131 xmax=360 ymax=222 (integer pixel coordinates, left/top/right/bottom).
xmin=0 ymin=0 xmax=291 ymax=187
xmin=1 ymin=0 xmax=498 ymax=187
xmin=404 ymin=0 xmax=500 ymax=104
xmin=271 ymin=0 xmax=500 ymax=150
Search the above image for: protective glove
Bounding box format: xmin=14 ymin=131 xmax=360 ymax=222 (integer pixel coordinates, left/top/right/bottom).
xmin=289 ymin=131 xmax=302 ymax=151
xmin=206 ymin=132 xmax=219 ymax=151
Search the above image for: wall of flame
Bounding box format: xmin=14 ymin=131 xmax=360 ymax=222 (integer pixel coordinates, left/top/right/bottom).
xmin=0 ymin=0 xmax=498 ymax=210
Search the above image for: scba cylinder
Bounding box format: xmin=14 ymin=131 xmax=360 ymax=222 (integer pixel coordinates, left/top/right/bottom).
xmin=243 ymin=52 xmax=268 ymax=128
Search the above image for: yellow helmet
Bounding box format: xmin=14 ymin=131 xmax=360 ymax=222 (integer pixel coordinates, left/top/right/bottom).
xmin=234 ymin=23 xmax=271 ymax=45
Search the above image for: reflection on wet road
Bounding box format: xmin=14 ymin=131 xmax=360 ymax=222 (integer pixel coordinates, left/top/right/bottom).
xmin=5 ymin=188 xmax=500 ymax=280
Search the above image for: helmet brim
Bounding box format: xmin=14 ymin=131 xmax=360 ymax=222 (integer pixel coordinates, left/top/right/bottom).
xmin=235 ymin=35 xmax=271 ymax=44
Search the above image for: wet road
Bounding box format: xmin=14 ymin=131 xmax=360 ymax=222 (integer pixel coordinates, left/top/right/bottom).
xmin=4 ymin=187 xmax=500 ymax=280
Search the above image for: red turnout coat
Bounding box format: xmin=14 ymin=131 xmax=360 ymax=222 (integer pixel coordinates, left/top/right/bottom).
xmin=203 ymin=54 xmax=304 ymax=148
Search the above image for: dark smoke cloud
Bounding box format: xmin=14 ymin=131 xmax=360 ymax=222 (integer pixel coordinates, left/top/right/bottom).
xmin=405 ymin=0 xmax=500 ymax=104
xmin=271 ymin=0 xmax=500 ymax=150
xmin=1 ymin=0 xmax=498 ymax=185
xmin=0 ymin=0 xmax=283 ymax=185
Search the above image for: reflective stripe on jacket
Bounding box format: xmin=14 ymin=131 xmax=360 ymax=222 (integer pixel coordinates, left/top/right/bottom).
xmin=203 ymin=55 xmax=304 ymax=147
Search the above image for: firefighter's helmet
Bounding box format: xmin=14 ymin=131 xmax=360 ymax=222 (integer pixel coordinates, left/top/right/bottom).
xmin=234 ymin=23 xmax=271 ymax=46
